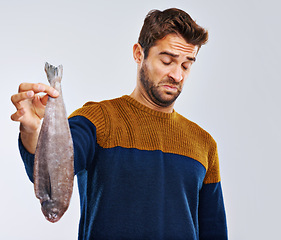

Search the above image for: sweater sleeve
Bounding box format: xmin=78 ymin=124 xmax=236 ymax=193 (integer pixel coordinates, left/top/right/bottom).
xmin=18 ymin=115 xmax=97 ymax=182
xmin=69 ymin=116 xmax=97 ymax=174
xmin=198 ymin=182 xmax=228 ymax=239
xmin=18 ymin=135 xmax=35 ymax=183
xmin=198 ymin=141 xmax=228 ymax=239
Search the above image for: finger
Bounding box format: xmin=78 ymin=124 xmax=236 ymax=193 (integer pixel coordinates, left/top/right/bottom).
xmin=10 ymin=109 xmax=25 ymax=122
xmin=11 ymin=91 xmax=35 ymax=108
xmin=33 ymin=95 xmax=47 ymax=118
xmin=18 ymin=83 xmax=59 ymax=97
xmin=18 ymin=83 xmax=43 ymax=93
xmin=33 ymin=94 xmax=47 ymax=108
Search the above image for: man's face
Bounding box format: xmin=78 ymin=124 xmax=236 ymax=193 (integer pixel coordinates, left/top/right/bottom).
xmin=139 ymin=34 xmax=198 ymax=107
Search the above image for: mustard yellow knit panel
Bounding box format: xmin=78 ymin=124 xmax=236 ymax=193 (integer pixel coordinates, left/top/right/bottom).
xmin=69 ymin=96 xmax=221 ymax=184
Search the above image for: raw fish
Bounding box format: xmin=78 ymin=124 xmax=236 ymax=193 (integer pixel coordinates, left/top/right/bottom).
xmin=34 ymin=62 xmax=74 ymax=223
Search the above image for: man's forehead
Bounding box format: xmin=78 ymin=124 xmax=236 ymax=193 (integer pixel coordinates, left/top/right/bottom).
xmin=154 ymin=34 xmax=198 ymax=57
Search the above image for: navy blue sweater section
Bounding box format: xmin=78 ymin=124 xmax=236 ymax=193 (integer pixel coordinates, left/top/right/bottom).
xmin=19 ymin=115 xmax=227 ymax=239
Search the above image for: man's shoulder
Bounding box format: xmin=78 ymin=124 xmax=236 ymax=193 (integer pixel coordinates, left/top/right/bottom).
xmin=174 ymin=111 xmax=216 ymax=145
xmin=71 ymin=96 xmax=124 ymax=113
xmin=85 ymin=95 xmax=132 ymax=111
xmin=81 ymin=96 xmax=123 ymax=107
xmin=68 ymin=96 xmax=127 ymax=122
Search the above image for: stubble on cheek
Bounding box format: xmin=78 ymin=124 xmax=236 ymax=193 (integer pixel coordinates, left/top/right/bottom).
xmin=139 ymin=63 xmax=182 ymax=107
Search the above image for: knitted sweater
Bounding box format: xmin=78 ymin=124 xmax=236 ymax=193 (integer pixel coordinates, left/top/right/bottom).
xmin=19 ymin=95 xmax=227 ymax=240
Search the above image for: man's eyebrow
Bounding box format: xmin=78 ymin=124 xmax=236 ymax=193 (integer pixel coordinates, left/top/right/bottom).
xmin=159 ymin=51 xmax=179 ymax=58
xmin=159 ymin=51 xmax=196 ymax=62
xmin=187 ymin=56 xmax=196 ymax=62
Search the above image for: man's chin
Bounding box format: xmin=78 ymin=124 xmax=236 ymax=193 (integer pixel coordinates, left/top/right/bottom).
xmin=152 ymin=92 xmax=180 ymax=107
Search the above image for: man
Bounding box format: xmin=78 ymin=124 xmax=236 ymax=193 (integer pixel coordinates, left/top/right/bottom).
xmin=11 ymin=8 xmax=228 ymax=240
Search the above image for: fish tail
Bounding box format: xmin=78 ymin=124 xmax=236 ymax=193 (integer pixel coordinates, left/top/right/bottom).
xmin=44 ymin=62 xmax=63 ymax=84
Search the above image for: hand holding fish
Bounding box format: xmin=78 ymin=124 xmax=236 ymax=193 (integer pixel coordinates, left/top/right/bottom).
xmin=11 ymin=83 xmax=59 ymax=153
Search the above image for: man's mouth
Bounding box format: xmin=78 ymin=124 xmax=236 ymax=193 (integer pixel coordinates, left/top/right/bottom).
xmin=162 ymin=84 xmax=179 ymax=92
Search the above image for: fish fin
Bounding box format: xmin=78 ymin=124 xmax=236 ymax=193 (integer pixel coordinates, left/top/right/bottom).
xmin=44 ymin=62 xmax=63 ymax=84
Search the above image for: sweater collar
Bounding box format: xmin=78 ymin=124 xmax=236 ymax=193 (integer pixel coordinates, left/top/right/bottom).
xmin=121 ymin=95 xmax=178 ymax=119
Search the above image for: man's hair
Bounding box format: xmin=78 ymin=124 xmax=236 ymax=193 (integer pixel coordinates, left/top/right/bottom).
xmin=138 ymin=8 xmax=209 ymax=58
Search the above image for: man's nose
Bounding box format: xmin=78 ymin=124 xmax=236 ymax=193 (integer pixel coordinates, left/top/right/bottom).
xmin=168 ymin=65 xmax=183 ymax=82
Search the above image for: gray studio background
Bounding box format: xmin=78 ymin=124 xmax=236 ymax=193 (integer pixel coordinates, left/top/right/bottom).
xmin=1 ymin=0 xmax=280 ymax=239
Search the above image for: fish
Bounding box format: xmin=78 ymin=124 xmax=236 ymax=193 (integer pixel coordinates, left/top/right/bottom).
xmin=34 ymin=62 xmax=74 ymax=223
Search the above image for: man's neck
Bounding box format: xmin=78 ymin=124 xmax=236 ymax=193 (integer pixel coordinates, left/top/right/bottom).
xmin=129 ymin=89 xmax=175 ymax=114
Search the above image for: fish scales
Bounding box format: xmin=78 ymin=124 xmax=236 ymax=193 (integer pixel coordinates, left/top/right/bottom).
xmin=34 ymin=63 xmax=74 ymax=223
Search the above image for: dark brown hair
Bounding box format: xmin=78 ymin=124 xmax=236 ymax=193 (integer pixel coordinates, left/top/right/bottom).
xmin=138 ymin=8 xmax=209 ymax=58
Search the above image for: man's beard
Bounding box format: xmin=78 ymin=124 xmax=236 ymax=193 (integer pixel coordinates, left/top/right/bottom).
xmin=140 ymin=62 xmax=182 ymax=107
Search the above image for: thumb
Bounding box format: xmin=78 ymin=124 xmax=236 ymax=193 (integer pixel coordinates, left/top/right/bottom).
xmin=40 ymin=94 xmax=49 ymax=106
xmin=33 ymin=95 xmax=47 ymax=109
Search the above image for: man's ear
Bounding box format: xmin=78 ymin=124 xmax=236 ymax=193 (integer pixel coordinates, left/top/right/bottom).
xmin=133 ymin=43 xmax=144 ymax=64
